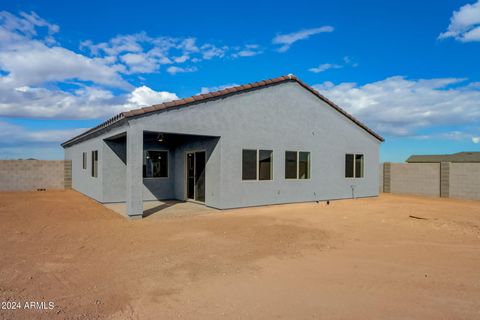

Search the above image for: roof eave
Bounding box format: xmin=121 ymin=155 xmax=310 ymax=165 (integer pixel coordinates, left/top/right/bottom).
xmin=61 ymin=74 xmax=384 ymax=147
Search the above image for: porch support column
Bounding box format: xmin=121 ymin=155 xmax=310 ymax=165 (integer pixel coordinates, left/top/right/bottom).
xmin=126 ymin=127 xmax=143 ymax=219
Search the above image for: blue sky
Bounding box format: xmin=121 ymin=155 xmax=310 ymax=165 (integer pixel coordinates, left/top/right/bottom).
xmin=0 ymin=0 xmax=479 ymax=161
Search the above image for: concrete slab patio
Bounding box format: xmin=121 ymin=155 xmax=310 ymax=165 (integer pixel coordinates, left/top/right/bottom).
xmin=1 ymin=190 xmax=479 ymax=319
xmin=104 ymin=200 xmax=218 ymax=219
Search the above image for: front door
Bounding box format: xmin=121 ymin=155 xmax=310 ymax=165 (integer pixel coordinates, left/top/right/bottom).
xmin=186 ymin=151 xmax=206 ymax=202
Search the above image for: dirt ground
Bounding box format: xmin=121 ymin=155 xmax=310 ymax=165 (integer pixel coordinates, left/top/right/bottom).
xmin=0 ymin=191 xmax=479 ymax=319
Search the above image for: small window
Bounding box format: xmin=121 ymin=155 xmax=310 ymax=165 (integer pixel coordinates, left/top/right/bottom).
xmin=242 ymin=149 xmax=257 ymax=180
xmin=286 ymin=151 xmax=310 ymax=179
xmin=259 ymin=150 xmax=273 ymax=180
xmin=91 ymin=150 xmax=98 ymax=178
xmin=82 ymin=152 xmax=87 ymax=170
xmin=242 ymin=149 xmax=273 ymax=181
xmin=355 ymin=154 xmax=364 ymax=178
xmin=345 ymin=153 xmax=364 ymax=178
xmin=299 ymin=152 xmax=310 ymax=179
xmin=345 ymin=154 xmax=354 ymax=178
xmin=144 ymin=150 xmax=168 ymax=178
xmin=285 ymin=151 xmax=298 ymax=179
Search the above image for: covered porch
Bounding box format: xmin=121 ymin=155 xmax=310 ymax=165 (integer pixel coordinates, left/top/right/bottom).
xmin=103 ymin=129 xmax=220 ymax=219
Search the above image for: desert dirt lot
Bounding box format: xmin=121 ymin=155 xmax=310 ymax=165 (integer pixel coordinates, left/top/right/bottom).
xmin=1 ymin=191 xmax=480 ymax=319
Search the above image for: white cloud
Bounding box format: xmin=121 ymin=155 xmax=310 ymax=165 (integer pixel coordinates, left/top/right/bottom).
xmin=119 ymin=52 xmax=160 ymax=74
xmin=313 ymin=76 xmax=480 ymax=138
xmin=0 ymin=11 xmax=129 ymax=89
xmin=309 ymin=63 xmax=343 ymax=73
xmin=81 ymin=33 xmax=149 ymax=56
xmin=231 ymin=44 xmax=263 ymax=58
xmin=439 ymin=1 xmax=480 ymax=42
xmin=81 ymin=34 xmax=247 ymax=71
xmin=473 ymin=137 xmax=480 ymax=143
xmin=272 ymin=26 xmax=334 ymax=52
xmin=127 ymin=86 xmax=178 ymax=106
xmin=200 ymin=44 xmax=227 ymax=60
xmin=166 ymin=66 xmax=198 ymax=75
xmin=199 ymin=83 xmax=239 ymax=94
xmin=0 ymin=84 xmax=178 ymax=119
xmin=0 ymin=11 xmax=58 ymax=41
xmin=173 ymin=54 xmax=190 ymax=63
xmin=0 ymin=120 xmax=86 ymax=145
xmin=309 ymin=56 xmax=357 ymax=73
xmin=0 ymin=41 xmax=129 ymax=88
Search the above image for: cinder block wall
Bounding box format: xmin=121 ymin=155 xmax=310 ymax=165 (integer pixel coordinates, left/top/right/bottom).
xmin=388 ymin=163 xmax=440 ymax=197
xmin=381 ymin=162 xmax=480 ymax=200
xmin=450 ymin=163 xmax=480 ymax=200
xmin=0 ymin=160 xmax=72 ymax=192
xmin=379 ymin=164 xmax=383 ymax=193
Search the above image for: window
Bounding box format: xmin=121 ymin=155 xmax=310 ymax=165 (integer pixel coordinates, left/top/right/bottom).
xmin=91 ymin=150 xmax=98 ymax=177
xmin=355 ymin=154 xmax=364 ymax=178
xmin=242 ymin=150 xmax=257 ymax=180
xmin=82 ymin=152 xmax=87 ymax=170
xmin=285 ymin=151 xmax=297 ymax=179
xmin=299 ymin=152 xmax=310 ymax=179
xmin=259 ymin=150 xmax=273 ymax=180
xmin=242 ymin=149 xmax=273 ymax=181
xmin=345 ymin=153 xmax=364 ymax=178
xmin=143 ymin=150 xmax=168 ymax=178
xmin=285 ymin=151 xmax=310 ymax=179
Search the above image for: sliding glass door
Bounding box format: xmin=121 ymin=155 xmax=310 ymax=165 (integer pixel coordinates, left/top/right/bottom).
xmin=186 ymin=151 xmax=206 ymax=202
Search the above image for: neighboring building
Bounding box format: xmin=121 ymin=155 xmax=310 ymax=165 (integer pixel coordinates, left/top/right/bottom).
xmin=406 ymin=152 xmax=480 ymax=163
xmin=62 ymin=75 xmax=384 ymax=219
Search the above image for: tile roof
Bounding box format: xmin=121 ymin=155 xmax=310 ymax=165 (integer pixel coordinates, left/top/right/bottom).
xmin=406 ymin=152 xmax=480 ymax=163
xmin=62 ymin=74 xmax=384 ymax=147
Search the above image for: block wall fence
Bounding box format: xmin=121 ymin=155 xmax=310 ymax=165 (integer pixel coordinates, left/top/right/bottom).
xmin=380 ymin=162 xmax=480 ymax=200
xmin=0 ymin=160 xmax=72 ymax=192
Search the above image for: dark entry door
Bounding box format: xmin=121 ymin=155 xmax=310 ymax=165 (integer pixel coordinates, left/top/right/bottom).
xmin=186 ymin=151 xmax=206 ymax=202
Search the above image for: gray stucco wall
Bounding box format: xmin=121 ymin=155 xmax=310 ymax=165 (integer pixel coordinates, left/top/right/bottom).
xmin=65 ymin=81 xmax=381 ymax=209
xmin=65 ymin=136 xmax=105 ymax=201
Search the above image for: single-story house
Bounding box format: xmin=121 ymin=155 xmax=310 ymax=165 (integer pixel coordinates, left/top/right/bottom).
xmin=62 ymin=74 xmax=384 ymax=219
xmin=406 ymin=152 xmax=480 ymax=163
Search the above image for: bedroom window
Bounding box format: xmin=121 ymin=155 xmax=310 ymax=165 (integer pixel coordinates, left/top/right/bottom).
xmin=345 ymin=154 xmax=364 ymax=178
xmin=285 ymin=151 xmax=310 ymax=179
xmin=242 ymin=149 xmax=273 ymax=181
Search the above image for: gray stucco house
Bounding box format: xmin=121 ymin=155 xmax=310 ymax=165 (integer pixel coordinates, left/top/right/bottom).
xmin=62 ymin=75 xmax=384 ymax=219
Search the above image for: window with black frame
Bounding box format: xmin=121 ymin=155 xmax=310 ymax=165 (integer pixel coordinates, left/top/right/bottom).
xmin=82 ymin=152 xmax=87 ymax=170
xmin=91 ymin=150 xmax=98 ymax=177
xmin=144 ymin=150 xmax=168 ymax=178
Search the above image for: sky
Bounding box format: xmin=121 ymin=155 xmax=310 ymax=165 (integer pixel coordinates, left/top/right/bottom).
xmin=0 ymin=0 xmax=479 ymax=162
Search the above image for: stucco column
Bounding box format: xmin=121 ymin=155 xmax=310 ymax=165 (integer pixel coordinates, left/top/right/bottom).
xmin=126 ymin=127 xmax=143 ymax=219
